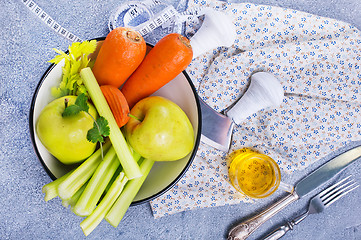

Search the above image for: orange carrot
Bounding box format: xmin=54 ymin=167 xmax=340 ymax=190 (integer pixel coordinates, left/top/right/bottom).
xmin=121 ymin=33 xmax=193 ymax=108
xmin=100 ymin=85 xmax=130 ymax=128
xmin=92 ymin=27 xmax=146 ymax=88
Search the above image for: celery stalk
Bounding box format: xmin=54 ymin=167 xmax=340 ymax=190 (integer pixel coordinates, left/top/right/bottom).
xmin=61 ymin=181 xmax=87 ymax=209
xmin=80 ymin=67 xmax=142 ymax=180
xmin=105 ymin=158 xmax=155 ymax=227
xmin=80 ymin=172 xmax=128 ymax=236
xmin=104 ymin=147 xmax=141 ymax=194
xmin=57 ymin=141 xmax=111 ymax=201
xmin=80 ymin=152 xmax=142 ymax=235
xmin=42 ymin=169 xmax=74 ymax=202
xmin=72 ymin=147 xmax=119 ymax=217
xmin=104 ymin=165 xmax=123 ymax=195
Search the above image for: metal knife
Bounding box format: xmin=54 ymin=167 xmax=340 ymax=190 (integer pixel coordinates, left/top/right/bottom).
xmin=199 ymin=71 xmax=284 ymax=151
xmin=227 ymin=145 xmax=361 ymax=240
xmin=199 ymin=98 xmax=234 ymax=152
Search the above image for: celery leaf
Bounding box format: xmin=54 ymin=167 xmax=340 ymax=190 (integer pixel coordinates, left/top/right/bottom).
xmin=49 ymin=40 xmax=97 ymax=98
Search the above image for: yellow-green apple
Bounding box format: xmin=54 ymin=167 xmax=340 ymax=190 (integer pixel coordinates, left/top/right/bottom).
xmin=124 ymin=96 xmax=194 ymax=161
xmin=36 ymin=95 xmax=98 ymax=164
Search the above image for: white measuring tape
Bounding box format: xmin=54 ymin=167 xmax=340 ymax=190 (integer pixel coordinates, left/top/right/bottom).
xmin=21 ymin=0 xmax=83 ymax=42
xmin=22 ymin=0 xmax=204 ymax=42
xmin=108 ymin=1 xmax=179 ymax=37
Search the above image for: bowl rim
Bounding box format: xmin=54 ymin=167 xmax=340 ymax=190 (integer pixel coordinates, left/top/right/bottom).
xmin=29 ymin=37 xmax=202 ymax=205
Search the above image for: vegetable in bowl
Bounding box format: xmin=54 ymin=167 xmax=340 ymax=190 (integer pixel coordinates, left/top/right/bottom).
xmin=30 ymin=28 xmax=201 ymax=236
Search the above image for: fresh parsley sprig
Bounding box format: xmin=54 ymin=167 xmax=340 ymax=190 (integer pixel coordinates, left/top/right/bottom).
xmin=87 ymin=117 xmax=110 ymax=144
xmin=62 ymin=93 xmax=90 ymax=116
xmin=63 ymin=94 xmax=110 ymax=158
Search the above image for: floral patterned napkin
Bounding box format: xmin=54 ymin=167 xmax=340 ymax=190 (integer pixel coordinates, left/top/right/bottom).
xmin=150 ymin=0 xmax=361 ymax=218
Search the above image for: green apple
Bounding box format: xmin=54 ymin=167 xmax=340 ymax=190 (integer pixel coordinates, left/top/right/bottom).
xmin=36 ymin=95 xmax=98 ymax=164
xmin=124 ymin=96 xmax=194 ymax=161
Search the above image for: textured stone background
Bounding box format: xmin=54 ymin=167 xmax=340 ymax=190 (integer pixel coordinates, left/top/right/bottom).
xmin=1 ymin=0 xmax=360 ymax=239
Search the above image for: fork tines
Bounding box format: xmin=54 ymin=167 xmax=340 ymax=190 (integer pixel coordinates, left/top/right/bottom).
xmin=319 ymin=176 xmax=360 ymax=207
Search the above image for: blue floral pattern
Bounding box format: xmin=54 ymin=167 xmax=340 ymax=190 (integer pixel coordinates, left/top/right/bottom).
xmin=151 ymin=0 xmax=361 ymax=218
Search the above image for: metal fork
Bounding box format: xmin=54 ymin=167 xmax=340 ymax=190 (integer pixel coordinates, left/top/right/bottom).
xmin=263 ymin=176 xmax=359 ymax=240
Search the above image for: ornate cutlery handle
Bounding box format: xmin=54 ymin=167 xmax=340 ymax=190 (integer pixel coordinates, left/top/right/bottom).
xmin=263 ymin=208 xmax=309 ymax=240
xmin=227 ymin=191 xmax=299 ymax=240
xmin=263 ymin=223 xmax=293 ymax=240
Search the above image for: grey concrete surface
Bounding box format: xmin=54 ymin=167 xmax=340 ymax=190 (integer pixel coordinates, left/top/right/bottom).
xmin=1 ymin=0 xmax=360 ymax=239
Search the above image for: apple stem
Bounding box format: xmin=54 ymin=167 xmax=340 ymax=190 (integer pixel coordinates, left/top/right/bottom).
xmin=128 ymin=113 xmax=142 ymax=122
xmin=64 ymin=98 xmax=69 ymax=108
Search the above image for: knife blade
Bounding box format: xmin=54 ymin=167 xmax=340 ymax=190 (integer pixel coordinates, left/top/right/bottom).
xmin=199 ymin=98 xmax=234 ymax=151
xmin=228 ymin=145 xmax=361 ymax=240
xmin=200 ymin=72 xmax=284 ymax=151
xmin=295 ymin=146 xmax=361 ymax=197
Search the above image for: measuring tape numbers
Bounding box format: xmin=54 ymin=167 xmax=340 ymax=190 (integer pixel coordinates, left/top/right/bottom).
xmin=21 ymin=0 xmax=205 ymax=43
xmin=21 ymin=0 xmax=83 ymax=42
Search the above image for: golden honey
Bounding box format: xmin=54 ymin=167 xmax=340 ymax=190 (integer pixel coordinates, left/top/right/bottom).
xmin=228 ymin=148 xmax=281 ymax=198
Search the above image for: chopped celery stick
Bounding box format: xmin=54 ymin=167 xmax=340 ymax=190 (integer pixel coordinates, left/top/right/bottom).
xmin=62 ymin=181 xmax=87 ymax=209
xmin=105 ymin=158 xmax=155 ymax=227
xmin=80 ymin=172 xmax=128 ymax=236
xmin=104 ymin=165 xmax=123 ymax=195
xmin=72 ymin=147 xmax=119 ymax=217
xmin=80 ymin=67 xmax=142 ymax=180
xmin=80 ymin=152 xmax=142 ymax=235
xmin=104 ymin=147 xmax=141 ymax=194
xmin=42 ymin=169 xmax=74 ymax=202
xmin=131 ymin=148 xmax=142 ymax=162
xmin=58 ymin=141 xmax=111 ymax=201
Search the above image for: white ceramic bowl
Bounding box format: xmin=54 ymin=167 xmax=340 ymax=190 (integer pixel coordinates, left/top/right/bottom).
xmin=29 ymin=38 xmax=201 ymax=205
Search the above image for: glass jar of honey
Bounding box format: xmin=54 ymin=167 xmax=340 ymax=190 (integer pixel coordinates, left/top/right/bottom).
xmin=228 ymin=148 xmax=282 ymax=199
